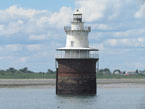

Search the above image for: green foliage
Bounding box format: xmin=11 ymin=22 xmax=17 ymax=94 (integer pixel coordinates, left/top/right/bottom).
xmin=0 ymin=67 xmax=56 ymax=79
xmin=96 ymin=73 xmax=145 ymax=79
xmin=97 ymin=68 xmax=145 ymax=79
xmin=113 ymin=69 xmax=121 ymax=74
xmin=47 ymin=69 xmax=56 ymax=74
xmin=19 ymin=67 xmax=28 ymax=73
xmin=6 ymin=68 xmax=17 ymax=73
xmin=136 ymin=69 xmax=139 ymax=73
xmin=0 ymin=72 xmax=56 ymax=79
xmin=98 ymin=68 xmax=111 ymax=75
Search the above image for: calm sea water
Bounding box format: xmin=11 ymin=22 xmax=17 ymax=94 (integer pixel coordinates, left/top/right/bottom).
xmin=0 ymin=87 xmax=145 ymax=109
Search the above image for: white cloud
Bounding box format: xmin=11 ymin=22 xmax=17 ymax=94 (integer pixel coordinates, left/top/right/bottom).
xmin=29 ymin=34 xmax=47 ymax=40
xmin=105 ymin=38 xmax=145 ymax=48
xmin=114 ymin=29 xmax=145 ymax=37
xmin=0 ymin=56 xmax=13 ymax=60
xmin=135 ymin=3 xmax=145 ymax=18
xmin=0 ymin=44 xmax=22 ymax=52
xmin=0 ymin=20 xmax=24 ymax=36
xmin=75 ymin=0 xmax=141 ymax=22
xmin=6 ymin=45 xmax=21 ymax=51
xmin=18 ymin=20 xmax=24 ymax=24
xmin=75 ymin=0 xmax=107 ymax=22
xmin=91 ymin=24 xmax=112 ymax=30
xmin=5 ymin=5 xmax=47 ymax=18
xmin=7 ymin=21 xmax=23 ymax=34
xmin=0 ymin=25 xmax=4 ymax=31
xmin=0 ymin=5 xmax=51 ymax=36
xmin=114 ymin=31 xmax=128 ymax=37
xmin=36 ymin=16 xmax=50 ymax=28
xmin=107 ymin=39 xmax=118 ymax=46
xmin=91 ymin=43 xmax=104 ymax=50
xmin=27 ymin=44 xmax=41 ymax=51
xmin=0 ymin=5 xmax=73 ymax=37
xmin=108 ymin=0 xmax=140 ymax=21
xmin=138 ymin=37 xmax=144 ymax=42
xmin=48 ymin=6 xmax=72 ymax=28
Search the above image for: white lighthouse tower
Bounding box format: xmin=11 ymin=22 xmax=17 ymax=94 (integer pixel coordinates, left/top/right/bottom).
xmin=56 ymin=10 xmax=99 ymax=94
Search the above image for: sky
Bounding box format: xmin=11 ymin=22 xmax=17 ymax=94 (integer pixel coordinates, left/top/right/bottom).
xmin=0 ymin=0 xmax=145 ymax=72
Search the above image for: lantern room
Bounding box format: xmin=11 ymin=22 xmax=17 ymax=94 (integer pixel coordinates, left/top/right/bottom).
xmin=73 ymin=9 xmax=82 ymax=22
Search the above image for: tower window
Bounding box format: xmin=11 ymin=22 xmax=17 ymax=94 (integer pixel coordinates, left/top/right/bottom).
xmin=71 ymin=41 xmax=74 ymax=47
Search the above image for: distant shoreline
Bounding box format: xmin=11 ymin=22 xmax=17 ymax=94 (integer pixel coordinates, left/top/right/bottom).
xmin=0 ymin=79 xmax=145 ymax=88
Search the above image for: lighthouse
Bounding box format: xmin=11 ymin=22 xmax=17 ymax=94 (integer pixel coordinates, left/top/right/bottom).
xmin=55 ymin=10 xmax=99 ymax=94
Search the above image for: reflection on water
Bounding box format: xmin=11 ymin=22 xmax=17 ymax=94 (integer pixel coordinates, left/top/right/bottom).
xmin=0 ymin=87 xmax=145 ymax=109
xmin=56 ymin=94 xmax=97 ymax=109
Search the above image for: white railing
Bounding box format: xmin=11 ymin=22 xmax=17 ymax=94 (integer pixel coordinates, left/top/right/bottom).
xmin=55 ymin=53 xmax=99 ymax=59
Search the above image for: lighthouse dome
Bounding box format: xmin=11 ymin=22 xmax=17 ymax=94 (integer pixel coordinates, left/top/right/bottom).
xmin=73 ymin=9 xmax=82 ymax=15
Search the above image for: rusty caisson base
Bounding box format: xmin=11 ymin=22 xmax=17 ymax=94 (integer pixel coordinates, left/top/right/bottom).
xmin=56 ymin=59 xmax=98 ymax=95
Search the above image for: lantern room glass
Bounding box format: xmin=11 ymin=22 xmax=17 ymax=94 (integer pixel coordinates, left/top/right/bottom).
xmin=73 ymin=14 xmax=82 ymax=22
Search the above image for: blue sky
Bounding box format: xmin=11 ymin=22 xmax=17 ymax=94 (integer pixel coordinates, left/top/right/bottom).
xmin=0 ymin=0 xmax=145 ymax=72
xmin=0 ymin=0 xmax=74 ymax=10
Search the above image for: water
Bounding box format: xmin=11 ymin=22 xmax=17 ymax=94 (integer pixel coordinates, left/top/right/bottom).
xmin=0 ymin=87 xmax=145 ymax=109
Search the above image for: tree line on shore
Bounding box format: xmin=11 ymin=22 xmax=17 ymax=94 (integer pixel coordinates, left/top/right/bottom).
xmin=0 ymin=67 xmax=56 ymax=74
xmin=0 ymin=67 xmax=144 ymax=79
xmin=0 ymin=67 xmax=56 ymax=79
xmin=98 ymin=68 xmax=145 ymax=75
xmin=97 ymin=68 xmax=145 ymax=78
